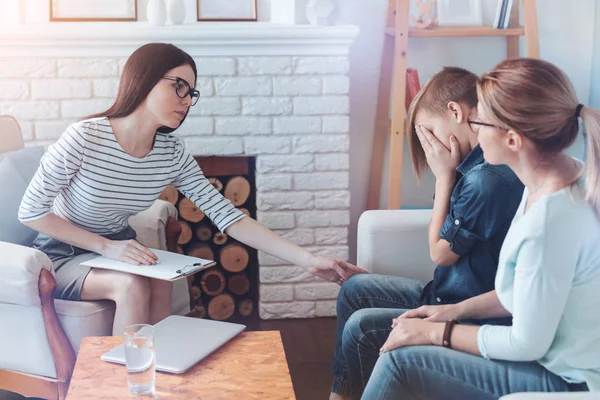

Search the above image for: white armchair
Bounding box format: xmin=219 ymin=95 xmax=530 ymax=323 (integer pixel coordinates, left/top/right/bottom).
xmin=356 ymin=210 xmax=596 ymax=400
xmin=0 ymin=116 xmax=191 ymax=400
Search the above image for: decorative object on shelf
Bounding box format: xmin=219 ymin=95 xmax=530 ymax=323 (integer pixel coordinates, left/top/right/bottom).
xmin=270 ymin=0 xmax=296 ymax=24
xmin=305 ymin=0 xmax=339 ymax=26
xmin=50 ymin=0 xmax=137 ymax=21
xmin=147 ymin=0 xmax=167 ymax=25
xmin=197 ymin=0 xmax=257 ymax=21
xmin=405 ymin=68 xmax=421 ymax=112
xmin=410 ymin=0 xmax=438 ymax=29
xmin=167 ymin=0 xmax=186 ymax=25
xmin=436 ymin=0 xmax=482 ymax=26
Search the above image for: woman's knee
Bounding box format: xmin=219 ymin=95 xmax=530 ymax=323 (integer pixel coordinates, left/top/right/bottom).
xmin=111 ymin=273 xmax=151 ymax=304
xmin=150 ymin=279 xmax=173 ymax=299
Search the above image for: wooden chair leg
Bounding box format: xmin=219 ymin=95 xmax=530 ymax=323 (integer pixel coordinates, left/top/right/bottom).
xmin=39 ymin=269 xmax=76 ymax=400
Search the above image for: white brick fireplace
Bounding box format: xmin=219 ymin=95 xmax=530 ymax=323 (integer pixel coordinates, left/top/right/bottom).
xmin=0 ymin=22 xmax=358 ymax=319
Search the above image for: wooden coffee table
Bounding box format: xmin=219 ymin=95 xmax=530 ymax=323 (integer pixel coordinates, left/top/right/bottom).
xmin=66 ymin=331 xmax=295 ymax=399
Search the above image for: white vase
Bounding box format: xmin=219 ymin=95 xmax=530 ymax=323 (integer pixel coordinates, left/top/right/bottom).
xmin=167 ymin=0 xmax=186 ymax=25
xmin=305 ymin=0 xmax=339 ymax=26
xmin=147 ymin=0 xmax=167 ymax=26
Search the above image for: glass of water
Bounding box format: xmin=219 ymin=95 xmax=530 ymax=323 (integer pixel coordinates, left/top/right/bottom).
xmin=124 ymin=324 xmax=155 ymax=395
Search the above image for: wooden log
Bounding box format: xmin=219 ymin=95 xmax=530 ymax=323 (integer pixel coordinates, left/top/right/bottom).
xmin=200 ymin=269 xmax=226 ymax=296
xmin=158 ymin=185 xmax=179 ymax=205
xmin=220 ymin=244 xmax=250 ymax=273
xmin=209 ymin=177 xmax=223 ymax=192
xmin=208 ymin=293 xmax=235 ymax=321
xmin=213 ymin=232 xmax=228 ymax=246
xmin=224 ymin=176 xmax=251 ymax=206
xmin=195 ymin=225 xmax=213 ymax=242
xmin=187 ymin=243 xmax=215 ymax=262
xmin=187 ymin=275 xmax=197 ymax=310
xmin=191 ymin=285 xmax=202 ymax=302
xmin=190 ymin=304 xmax=207 ymax=319
xmin=238 ymin=298 xmax=253 ymax=317
xmin=238 ymin=208 xmax=251 ymax=218
xmin=178 ymin=220 xmax=193 ymax=245
xmin=228 ymin=273 xmax=250 ymax=296
xmin=178 ymin=197 xmax=205 ymax=223
xmin=166 ymin=216 xmax=182 ymax=254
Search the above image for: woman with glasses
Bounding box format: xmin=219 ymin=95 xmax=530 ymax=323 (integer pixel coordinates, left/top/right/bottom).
xmin=18 ymin=43 xmax=365 ymax=336
xmin=331 ymin=66 xmax=525 ymax=400
xmin=357 ymin=58 xmax=600 ymax=399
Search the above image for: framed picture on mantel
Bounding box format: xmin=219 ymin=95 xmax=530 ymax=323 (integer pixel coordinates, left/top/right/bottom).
xmin=197 ymin=0 xmax=258 ymax=21
xmin=50 ymin=0 xmax=137 ymax=22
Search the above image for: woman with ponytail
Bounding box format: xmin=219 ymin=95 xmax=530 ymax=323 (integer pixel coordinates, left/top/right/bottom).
xmin=351 ymin=58 xmax=600 ymax=399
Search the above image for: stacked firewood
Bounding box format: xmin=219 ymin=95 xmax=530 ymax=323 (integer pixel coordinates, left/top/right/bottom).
xmin=159 ymin=175 xmax=256 ymax=321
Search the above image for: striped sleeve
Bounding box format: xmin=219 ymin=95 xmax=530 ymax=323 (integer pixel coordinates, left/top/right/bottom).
xmin=170 ymin=138 xmax=246 ymax=232
xmin=18 ymin=123 xmax=85 ymax=222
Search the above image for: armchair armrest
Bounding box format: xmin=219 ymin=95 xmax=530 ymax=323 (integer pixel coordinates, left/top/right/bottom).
xmin=500 ymin=393 xmax=598 ymax=399
xmin=0 ymin=242 xmax=52 ymax=307
xmin=357 ymin=209 xmax=435 ymax=281
xmin=129 ymin=200 xmax=178 ymax=250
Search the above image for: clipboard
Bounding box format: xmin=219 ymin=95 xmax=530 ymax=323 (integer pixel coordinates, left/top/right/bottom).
xmin=80 ymin=249 xmax=215 ymax=281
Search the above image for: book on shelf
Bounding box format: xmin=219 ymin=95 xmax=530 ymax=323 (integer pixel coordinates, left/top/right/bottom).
xmin=502 ymin=0 xmax=515 ymax=29
xmin=493 ymin=0 xmax=515 ymax=29
xmin=405 ymin=68 xmax=421 ymax=111
xmin=493 ymin=0 xmax=506 ymax=29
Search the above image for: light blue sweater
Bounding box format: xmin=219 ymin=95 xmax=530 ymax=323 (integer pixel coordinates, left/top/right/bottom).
xmin=478 ymin=184 xmax=600 ymax=391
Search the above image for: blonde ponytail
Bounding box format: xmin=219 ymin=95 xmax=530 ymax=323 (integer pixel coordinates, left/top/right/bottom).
xmin=580 ymin=106 xmax=600 ymax=214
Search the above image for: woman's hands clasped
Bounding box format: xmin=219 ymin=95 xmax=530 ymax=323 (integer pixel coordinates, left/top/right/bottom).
xmin=379 ymin=304 xmax=463 ymax=354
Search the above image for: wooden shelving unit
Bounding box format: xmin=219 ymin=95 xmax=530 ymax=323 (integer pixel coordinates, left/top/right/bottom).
xmin=367 ymin=0 xmax=539 ymax=210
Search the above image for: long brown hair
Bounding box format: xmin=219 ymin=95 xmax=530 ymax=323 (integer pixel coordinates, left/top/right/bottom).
xmin=407 ymin=67 xmax=478 ymax=179
xmin=87 ymin=43 xmax=197 ymax=134
xmin=477 ymin=57 xmax=600 ymax=213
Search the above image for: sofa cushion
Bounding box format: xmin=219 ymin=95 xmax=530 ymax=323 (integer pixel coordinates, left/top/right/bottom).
xmin=0 ymin=146 xmax=44 ymax=247
xmin=0 ymin=145 xmax=44 ymax=183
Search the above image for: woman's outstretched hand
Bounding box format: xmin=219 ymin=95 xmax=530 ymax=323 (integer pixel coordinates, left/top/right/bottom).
xmin=102 ymin=239 xmax=158 ymax=266
xmin=307 ymin=256 xmax=368 ymax=285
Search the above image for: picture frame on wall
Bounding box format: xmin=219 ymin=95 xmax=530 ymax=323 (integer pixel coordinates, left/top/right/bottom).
xmin=197 ymin=0 xmax=258 ymax=21
xmin=50 ymin=0 xmax=137 ymax=21
xmin=436 ymin=0 xmax=482 ymax=26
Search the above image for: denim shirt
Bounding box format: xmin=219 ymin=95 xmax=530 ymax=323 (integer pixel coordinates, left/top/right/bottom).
xmin=420 ymin=145 xmax=524 ymax=322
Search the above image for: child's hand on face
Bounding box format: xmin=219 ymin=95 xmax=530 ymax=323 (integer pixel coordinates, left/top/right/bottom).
xmin=416 ymin=125 xmax=461 ymax=182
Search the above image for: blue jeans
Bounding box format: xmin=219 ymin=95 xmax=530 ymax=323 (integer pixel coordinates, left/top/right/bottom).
xmin=359 ymin=345 xmax=588 ymax=399
xmin=331 ymin=274 xmax=426 ymax=396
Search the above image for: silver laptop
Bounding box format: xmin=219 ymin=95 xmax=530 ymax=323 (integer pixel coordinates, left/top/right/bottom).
xmin=101 ymin=315 xmax=246 ymax=374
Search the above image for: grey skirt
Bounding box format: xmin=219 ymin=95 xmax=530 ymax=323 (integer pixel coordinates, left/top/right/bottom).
xmin=31 ymin=226 xmax=137 ymax=301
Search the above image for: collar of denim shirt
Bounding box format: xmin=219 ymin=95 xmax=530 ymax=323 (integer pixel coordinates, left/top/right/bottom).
xmin=456 ymin=144 xmax=484 ymax=176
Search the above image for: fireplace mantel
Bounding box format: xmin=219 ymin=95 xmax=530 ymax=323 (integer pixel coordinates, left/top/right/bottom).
xmin=0 ymin=23 xmax=359 ymax=57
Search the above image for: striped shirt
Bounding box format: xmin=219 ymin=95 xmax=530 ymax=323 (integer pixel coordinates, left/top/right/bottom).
xmin=18 ymin=117 xmax=245 ymax=235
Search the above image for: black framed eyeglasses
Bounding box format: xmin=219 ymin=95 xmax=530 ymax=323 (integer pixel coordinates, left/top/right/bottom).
xmin=467 ymin=119 xmax=505 ymax=132
xmin=163 ymin=76 xmax=200 ymax=106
